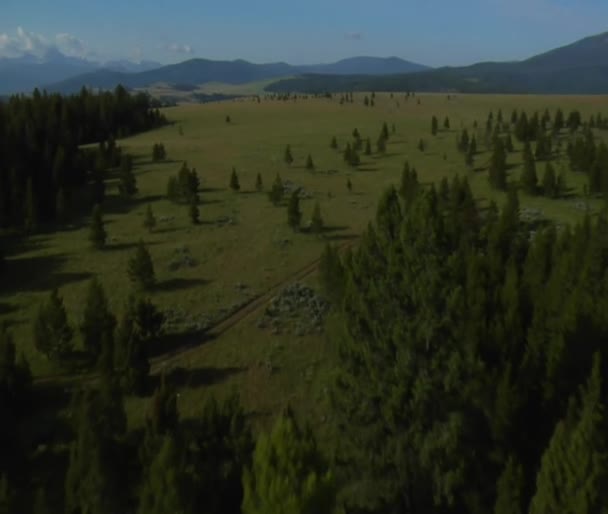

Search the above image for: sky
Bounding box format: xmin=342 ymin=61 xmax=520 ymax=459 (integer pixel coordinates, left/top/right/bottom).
xmin=1 ymin=0 xmax=607 ymax=66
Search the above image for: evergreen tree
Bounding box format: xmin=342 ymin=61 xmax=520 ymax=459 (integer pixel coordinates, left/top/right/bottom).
xmin=189 ymin=194 xmax=200 ymax=224
xmin=418 ymin=138 xmax=426 ymax=152
xmin=138 ymin=435 xmax=189 ymax=514
xmin=542 ymin=162 xmax=558 ymax=198
xmin=347 ymin=178 xmax=353 ymax=193
xmin=143 ymin=204 xmax=157 ymax=232
xmin=81 ymin=278 xmax=116 ymax=364
xmin=255 ymin=173 xmax=263 ymax=192
xmin=310 ymin=202 xmax=323 ymax=234
xmin=33 ymin=288 xmax=73 ymax=360
xmin=127 ymin=241 xmax=155 ymax=291
xmin=118 ymin=154 xmax=137 ymax=198
xmin=330 ymin=136 xmax=337 ymax=150
xmin=230 ymin=167 xmax=240 ymax=191
xmin=431 ymin=115 xmax=439 ymax=135
xmin=189 ymin=394 xmax=254 ymax=514
xmin=89 ymin=204 xmax=107 ymax=249
xmin=65 ymin=387 xmax=127 ymax=514
xmin=343 ymin=143 xmax=353 ymax=163
xmin=287 ymin=191 xmax=302 ymax=231
xmin=444 ymin=117 xmax=450 ymax=130
xmin=365 ymin=138 xmax=372 ymax=156
xmin=284 ymin=145 xmax=294 ymax=166
xmin=376 ymin=136 xmax=386 ymax=154
xmin=242 ymin=410 xmax=335 ymax=514
xmin=146 ymin=373 xmax=179 ymax=437
xmin=529 ymin=354 xmax=608 ymax=514
xmin=269 ymin=174 xmax=284 ymax=205
xmin=381 ymin=122 xmax=389 ymax=140
xmin=494 ymin=456 xmax=525 ymax=514
xmin=306 ymin=154 xmax=315 ymax=171
xmin=114 ymin=302 xmax=149 ymax=395
xmin=488 ymin=137 xmax=508 ymax=190
xmin=521 ymin=141 xmax=538 ymax=195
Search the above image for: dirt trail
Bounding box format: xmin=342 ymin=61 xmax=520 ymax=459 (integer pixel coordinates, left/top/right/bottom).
xmin=33 ymin=239 xmax=355 ymax=388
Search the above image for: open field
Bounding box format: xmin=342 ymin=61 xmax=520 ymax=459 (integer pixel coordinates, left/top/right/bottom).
xmin=2 ymin=92 xmax=607 ymax=435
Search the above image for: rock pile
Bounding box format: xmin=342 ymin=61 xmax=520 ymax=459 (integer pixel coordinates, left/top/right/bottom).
xmin=257 ymin=283 xmax=330 ymax=336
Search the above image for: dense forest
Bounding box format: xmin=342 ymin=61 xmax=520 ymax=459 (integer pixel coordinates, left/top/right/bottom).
xmin=0 ymin=86 xmax=165 ymax=231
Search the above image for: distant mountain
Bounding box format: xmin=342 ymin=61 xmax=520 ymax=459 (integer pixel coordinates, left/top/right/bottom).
xmin=0 ymin=49 xmax=98 ymax=94
xmin=103 ymin=59 xmax=163 ymax=73
xmin=44 ymin=56 xmax=431 ymax=94
xmin=300 ymin=56 xmax=429 ymax=75
xmin=266 ymin=31 xmax=608 ymax=95
xmin=0 ymin=49 xmax=161 ymax=94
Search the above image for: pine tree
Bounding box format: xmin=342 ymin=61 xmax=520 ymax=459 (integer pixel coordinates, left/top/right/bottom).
xmin=284 ymin=144 xmax=294 ymax=166
xmin=521 ymin=141 xmax=538 ymax=195
xmin=444 ymin=117 xmax=450 ymax=130
xmin=269 ymin=174 xmax=284 ymax=206
xmin=505 ymin=133 xmax=514 ymax=152
xmin=255 ymin=173 xmax=263 ymax=192
xmin=146 ymin=373 xmax=179 ymax=437
xmin=118 ymin=154 xmax=137 ymax=198
xmin=137 ymin=436 xmax=188 ymax=514
xmin=529 ymin=354 xmax=608 ymax=514
xmin=488 ymin=138 xmax=508 ymax=190
xmin=542 ymin=162 xmax=557 ymax=198
xmin=287 ymin=191 xmax=301 ymax=231
xmin=381 ymin=122 xmax=389 ymax=140
xmin=330 ymin=136 xmax=337 ymax=149
xmin=344 ymin=143 xmax=353 ymax=163
xmin=376 ymin=136 xmax=386 ymax=154
xmin=81 ymin=278 xmax=116 ymax=364
xmin=65 ymin=387 xmax=127 ymax=514
xmin=143 ymin=205 xmax=156 ymax=232
xmin=310 ymin=202 xmax=324 ymax=234
xmin=494 ymin=456 xmax=525 ymax=514
xmin=431 ymin=115 xmax=439 ymax=135
xmin=189 ymin=194 xmax=200 ymax=224
xmin=347 ymin=178 xmax=353 ymax=193
xmin=418 ymin=138 xmax=426 ymax=152
xmin=33 ymin=288 xmax=73 ymax=360
xmin=230 ymin=167 xmax=240 ymax=191
xmin=127 ymin=241 xmax=155 ymax=291
xmin=114 ymin=304 xmax=149 ymax=395
xmin=365 ymin=138 xmax=372 ymax=156
xmin=306 ymin=154 xmax=315 ymax=171
xmin=318 ymin=244 xmax=345 ymax=304
xmin=242 ymin=410 xmax=335 ymax=514
xmin=89 ymin=204 xmax=107 ymax=249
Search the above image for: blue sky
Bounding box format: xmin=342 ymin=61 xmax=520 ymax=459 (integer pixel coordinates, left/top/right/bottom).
xmin=1 ymin=0 xmax=607 ymax=66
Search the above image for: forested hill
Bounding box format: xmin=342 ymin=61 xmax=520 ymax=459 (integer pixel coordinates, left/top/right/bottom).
xmin=265 ymin=31 xmax=608 ymax=94
xmin=0 ymin=86 xmax=165 ymax=231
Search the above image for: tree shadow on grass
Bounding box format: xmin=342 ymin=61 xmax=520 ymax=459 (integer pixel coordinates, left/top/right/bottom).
xmin=1 ymin=254 xmax=93 ymax=294
xmin=356 ymin=166 xmax=379 ymax=172
xmin=147 ymin=328 xmax=210 ymax=360
xmin=104 ymin=240 xmax=160 ymax=252
xmin=156 ymin=277 xmax=209 ymax=292
xmin=156 ymin=365 xmax=244 ymax=390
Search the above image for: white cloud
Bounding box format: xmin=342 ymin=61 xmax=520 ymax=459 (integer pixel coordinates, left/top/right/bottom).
xmin=55 ymin=33 xmax=87 ymax=57
xmin=0 ymin=27 xmax=90 ymax=59
xmin=166 ymin=43 xmax=194 ymax=54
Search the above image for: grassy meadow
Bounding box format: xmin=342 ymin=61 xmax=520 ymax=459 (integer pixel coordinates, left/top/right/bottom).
xmin=2 ymin=91 xmax=607 ymax=436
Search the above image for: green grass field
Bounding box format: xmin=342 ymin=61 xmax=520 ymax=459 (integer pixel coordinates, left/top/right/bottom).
xmin=2 ymin=92 xmax=607 ymax=436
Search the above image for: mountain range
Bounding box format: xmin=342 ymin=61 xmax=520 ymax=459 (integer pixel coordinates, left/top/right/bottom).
xmin=267 ymin=31 xmax=608 ymax=95
xmin=1 ymin=31 xmax=608 ymax=96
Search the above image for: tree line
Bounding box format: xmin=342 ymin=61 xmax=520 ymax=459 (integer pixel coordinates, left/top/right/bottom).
xmin=0 ymin=86 xmax=165 ymax=231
